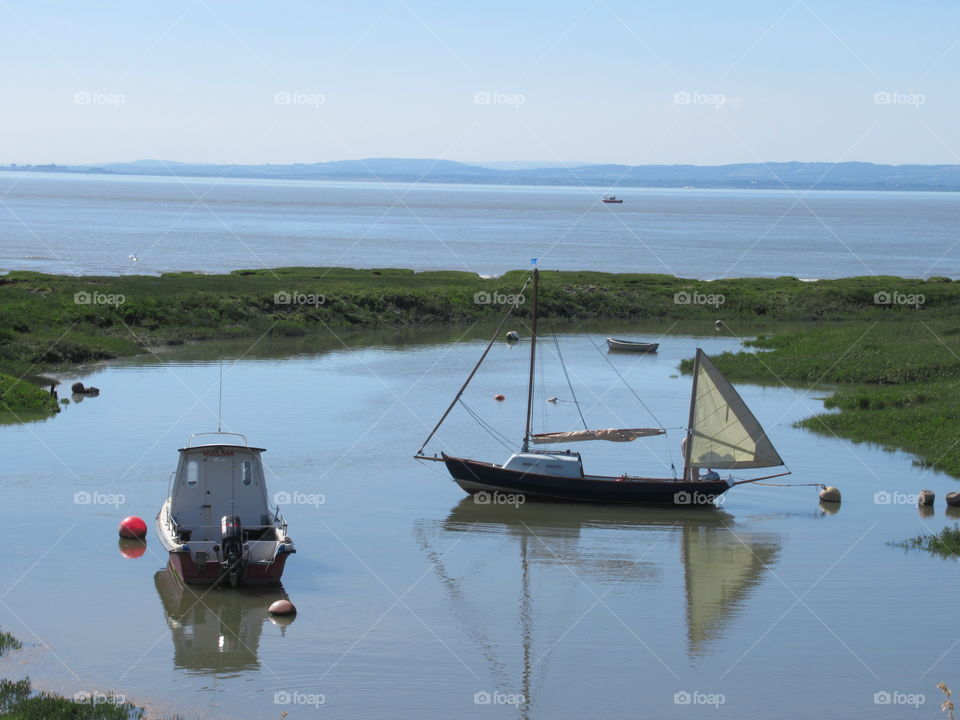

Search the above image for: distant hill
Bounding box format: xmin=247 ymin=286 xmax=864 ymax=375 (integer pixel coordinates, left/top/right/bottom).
xmin=3 ymin=158 xmax=960 ymax=190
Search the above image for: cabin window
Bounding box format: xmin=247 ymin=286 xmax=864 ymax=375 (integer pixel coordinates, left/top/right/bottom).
xmin=241 ymin=460 xmax=253 ymax=486
xmin=185 ymin=459 xmax=199 ymax=488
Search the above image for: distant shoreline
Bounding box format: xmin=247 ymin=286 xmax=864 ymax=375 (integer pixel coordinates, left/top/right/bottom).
xmin=3 ymin=159 xmax=960 ymax=192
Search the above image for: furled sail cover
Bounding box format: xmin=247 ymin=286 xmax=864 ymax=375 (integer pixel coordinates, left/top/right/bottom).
xmin=687 ymin=351 xmax=783 ymax=469
xmin=532 ymin=428 xmax=664 ymax=444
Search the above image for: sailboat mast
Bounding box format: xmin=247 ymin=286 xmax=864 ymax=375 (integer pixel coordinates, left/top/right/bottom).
xmin=683 ymin=349 xmax=701 ymax=480
xmin=522 ymin=268 xmax=540 ymax=452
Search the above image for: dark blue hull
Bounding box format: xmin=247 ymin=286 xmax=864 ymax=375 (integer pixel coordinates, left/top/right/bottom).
xmin=442 ymin=454 xmax=730 ymax=505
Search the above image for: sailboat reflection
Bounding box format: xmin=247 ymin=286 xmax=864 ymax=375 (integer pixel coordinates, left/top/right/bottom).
xmin=153 ymin=568 xmax=293 ymax=674
xmin=420 ymin=499 xmax=780 ymax=713
xmin=679 ymin=519 xmax=779 ymax=656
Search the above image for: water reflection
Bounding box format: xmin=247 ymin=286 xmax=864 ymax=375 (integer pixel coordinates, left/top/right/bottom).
xmin=153 ymin=568 xmax=292 ymax=674
xmin=680 ymin=520 xmax=779 ymax=656
xmin=419 ymin=500 xmax=780 ymax=712
xmin=818 ymin=500 xmax=842 ymax=516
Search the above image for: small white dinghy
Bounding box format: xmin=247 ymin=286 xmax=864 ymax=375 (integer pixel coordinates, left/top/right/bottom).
xmin=606 ymin=337 xmax=659 ymax=353
xmin=155 ymin=432 xmax=295 ymax=587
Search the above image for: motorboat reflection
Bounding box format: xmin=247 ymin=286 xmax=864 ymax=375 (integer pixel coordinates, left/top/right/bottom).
xmin=154 ymin=568 xmax=294 ymax=674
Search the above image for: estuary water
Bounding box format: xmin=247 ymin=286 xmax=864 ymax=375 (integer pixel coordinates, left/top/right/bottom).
xmin=0 ymin=171 xmax=958 ymax=279
xmin=0 ymin=326 xmax=957 ymax=719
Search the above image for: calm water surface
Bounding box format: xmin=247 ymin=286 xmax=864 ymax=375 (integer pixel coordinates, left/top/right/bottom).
xmin=1 ymin=327 xmax=957 ymax=719
xmin=1 ymin=172 xmax=958 ymax=279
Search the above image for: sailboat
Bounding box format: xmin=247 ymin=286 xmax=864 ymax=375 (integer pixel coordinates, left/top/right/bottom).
xmin=415 ymin=268 xmax=789 ymax=504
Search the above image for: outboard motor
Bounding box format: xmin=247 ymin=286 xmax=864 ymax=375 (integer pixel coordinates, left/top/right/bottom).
xmin=220 ymin=515 xmax=243 ymax=588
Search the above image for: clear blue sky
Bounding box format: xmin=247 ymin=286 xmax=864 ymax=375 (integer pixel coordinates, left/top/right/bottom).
xmin=2 ymin=0 xmax=957 ymax=166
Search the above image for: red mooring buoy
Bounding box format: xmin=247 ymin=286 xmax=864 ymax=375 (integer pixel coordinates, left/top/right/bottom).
xmin=119 ymin=516 xmax=148 ymax=539
xmin=494 ymin=394 xmax=505 ymax=401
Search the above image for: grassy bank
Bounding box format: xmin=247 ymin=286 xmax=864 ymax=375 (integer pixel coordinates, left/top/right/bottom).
xmin=686 ymin=318 xmax=960 ymax=477
xmin=1 ymin=267 xmax=954 ymax=374
xmin=0 ymin=629 xmax=183 ymax=720
xmin=0 ymin=373 xmax=61 ymax=421
xmin=0 ymin=267 xmax=955 ymax=424
xmin=894 ymin=526 xmax=960 ymax=557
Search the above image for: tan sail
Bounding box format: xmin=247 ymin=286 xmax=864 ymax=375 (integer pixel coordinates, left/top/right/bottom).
xmin=531 ymin=428 xmax=665 ymax=444
xmin=686 ymin=350 xmax=783 ymax=469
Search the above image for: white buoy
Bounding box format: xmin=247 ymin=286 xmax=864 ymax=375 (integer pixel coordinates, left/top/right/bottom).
xmin=714 ymin=320 xmax=724 ymax=331
xmin=819 ymin=486 xmax=841 ymax=503
xmin=918 ymin=489 xmax=935 ymax=506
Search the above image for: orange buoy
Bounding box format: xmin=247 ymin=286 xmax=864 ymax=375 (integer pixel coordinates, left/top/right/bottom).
xmin=494 ymin=394 xmax=505 ymax=401
xmin=269 ymin=599 xmax=296 ymax=616
xmin=119 ymin=516 xmax=147 ymax=539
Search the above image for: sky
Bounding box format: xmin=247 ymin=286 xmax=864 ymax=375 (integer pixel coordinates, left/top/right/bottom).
xmin=1 ymin=0 xmax=958 ymax=166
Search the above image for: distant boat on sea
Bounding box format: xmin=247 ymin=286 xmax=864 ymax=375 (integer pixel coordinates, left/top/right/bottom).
xmin=602 ymin=195 xmax=623 ymax=204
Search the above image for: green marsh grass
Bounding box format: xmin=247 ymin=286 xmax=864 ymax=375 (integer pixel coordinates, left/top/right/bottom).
xmin=693 ymin=318 xmax=960 ymax=477
xmin=894 ymin=525 xmax=960 ymax=557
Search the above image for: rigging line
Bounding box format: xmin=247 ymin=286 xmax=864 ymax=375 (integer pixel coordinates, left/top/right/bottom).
xmin=751 ymin=482 xmax=822 ymax=488
xmin=585 ymin=334 xmax=677 ymax=474
xmin=461 ymin=400 xmax=515 ymax=446
xmin=416 ymin=275 xmax=532 ymax=455
xmin=460 ymin=400 xmax=517 ymax=453
xmin=538 ymin=341 xmax=547 ymax=435
xmin=552 ymin=334 xmax=588 ymax=430
xmin=218 ymin=358 xmax=223 ymax=433
xmin=586 ymin=334 xmax=666 ymax=429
